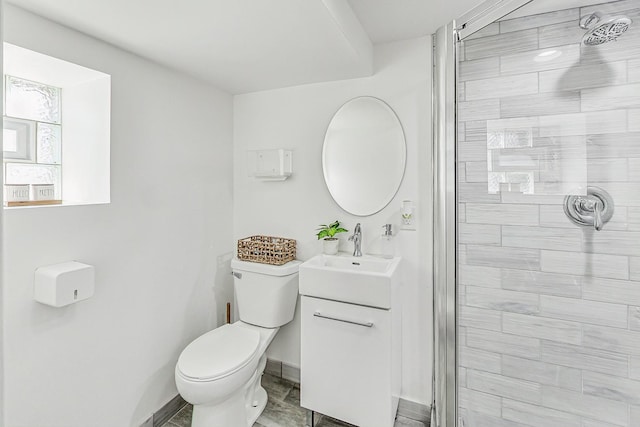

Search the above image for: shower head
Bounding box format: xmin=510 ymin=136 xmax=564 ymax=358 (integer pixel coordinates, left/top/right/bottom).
xmin=580 ymin=12 xmax=633 ymax=46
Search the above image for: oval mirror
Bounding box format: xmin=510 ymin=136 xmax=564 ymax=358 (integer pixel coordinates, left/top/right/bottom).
xmin=322 ymin=97 xmax=406 ymax=216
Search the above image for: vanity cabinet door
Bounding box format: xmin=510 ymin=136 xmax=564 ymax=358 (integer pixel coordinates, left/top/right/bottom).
xmin=300 ymin=295 xmax=395 ymax=427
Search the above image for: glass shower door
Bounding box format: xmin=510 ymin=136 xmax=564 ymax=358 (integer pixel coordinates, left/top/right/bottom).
xmin=455 ymin=1 xmax=640 ymax=426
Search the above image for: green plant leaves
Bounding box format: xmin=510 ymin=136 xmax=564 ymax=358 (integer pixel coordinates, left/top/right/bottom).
xmin=315 ymin=220 xmax=348 ymax=239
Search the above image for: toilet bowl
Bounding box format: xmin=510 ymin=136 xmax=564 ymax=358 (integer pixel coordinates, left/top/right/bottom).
xmin=175 ymin=258 xmax=301 ymax=427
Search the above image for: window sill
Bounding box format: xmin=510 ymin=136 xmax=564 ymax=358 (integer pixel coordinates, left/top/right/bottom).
xmin=3 ymin=200 xmax=110 ymax=209
xmin=5 ymin=200 xmax=62 ymax=207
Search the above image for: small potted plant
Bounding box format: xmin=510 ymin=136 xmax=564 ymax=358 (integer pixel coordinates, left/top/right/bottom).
xmin=316 ymin=220 xmax=348 ymax=255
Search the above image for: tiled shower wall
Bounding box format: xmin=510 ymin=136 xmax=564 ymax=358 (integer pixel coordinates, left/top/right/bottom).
xmin=457 ymin=1 xmax=640 ymax=426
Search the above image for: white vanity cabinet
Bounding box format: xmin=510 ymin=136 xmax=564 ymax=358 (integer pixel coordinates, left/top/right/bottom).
xmin=300 ymin=294 xmax=401 ymax=427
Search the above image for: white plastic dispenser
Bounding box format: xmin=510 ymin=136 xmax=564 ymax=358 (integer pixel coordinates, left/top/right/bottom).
xmin=247 ymin=149 xmax=292 ymax=181
xmin=34 ymin=261 xmax=95 ymax=307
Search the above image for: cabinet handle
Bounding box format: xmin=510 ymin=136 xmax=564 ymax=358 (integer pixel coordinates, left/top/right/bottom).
xmin=313 ymin=311 xmax=374 ymax=328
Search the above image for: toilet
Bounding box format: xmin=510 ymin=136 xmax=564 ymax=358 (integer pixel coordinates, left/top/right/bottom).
xmin=175 ymin=258 xmax=301 ymax=427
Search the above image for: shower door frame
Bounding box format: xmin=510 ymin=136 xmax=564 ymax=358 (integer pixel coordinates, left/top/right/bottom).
xmin=431 ymin=1 xmax=532 ymax=426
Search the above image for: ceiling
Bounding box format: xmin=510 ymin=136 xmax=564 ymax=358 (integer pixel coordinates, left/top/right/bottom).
xmin=7 ymin=0 xmax=484 ymax=94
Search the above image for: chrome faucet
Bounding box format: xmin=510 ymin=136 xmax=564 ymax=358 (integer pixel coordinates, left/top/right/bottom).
xmin=348 ymin=223 xmax=362 ymax=257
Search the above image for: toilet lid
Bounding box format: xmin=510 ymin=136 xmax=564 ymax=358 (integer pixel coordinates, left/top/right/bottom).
xmin=177 ymin=324 xmax=260 ymax=381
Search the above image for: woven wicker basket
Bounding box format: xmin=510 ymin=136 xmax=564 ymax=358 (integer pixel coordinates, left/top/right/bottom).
xmin=237 ymin=235 xmax=296 ymax=265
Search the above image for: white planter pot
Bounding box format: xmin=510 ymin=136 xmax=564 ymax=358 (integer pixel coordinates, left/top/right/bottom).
xmin=323 ymin=238 xmax=339 ymax=255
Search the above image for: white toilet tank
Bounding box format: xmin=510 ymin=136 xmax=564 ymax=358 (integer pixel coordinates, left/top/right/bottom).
xmin=231 ymin=259 xmax=302 ymax=328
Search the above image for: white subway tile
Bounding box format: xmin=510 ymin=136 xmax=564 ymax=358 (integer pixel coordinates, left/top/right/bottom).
xmin=459 ymin=346 xmax=502 ymax=374
xmin=459 ymin=203 xmax=466 ymax=222
xmin=459 ymin=411 xmax=531 ymax=427
xmin=459 ymin=223 xmax=501 ymax=246
xmin=459 ymin=183 xmax=501 ymax=203
xmin=539 ymin=61 xmax=627 ymax=93
xmin=500 ymin=191 xmax=565 ymax=205
xmin=459 ymin=387 xmax=502 ymax=416
xmin=630 ymin=59 xmax=640 ymax=83
xmin=583 ymin=230 xmax=640 ymax=257
xmin=459 ymin=99 xmax=500 ymax=122
xmin=502 ymin=225 xmax=582 ymax=251
xmin=629 ymin=158 xmax=640 ymax=182
xmin=501 ymin=268 xmax=582 ymax=298
xmin=459 ymin=264 xmax=502 ymax=288
xmin=540 ymin=250 xmax=629 ymax=280
xmin=540 ymin=295 xmax=628 ymax=328
xmin=582 ymin=418 xmax=631 ymax=427
xmin=583 ymin=276 xmax=640 ymax=306
xmin=630 ymin=109 xmax=640 ymax=132
xmin=500 ymin=8 xmax=579 ymax=33
xmin=587 ymin=158 xmax=628 ymax=182
xmin=595 ymin=182 xmax=640 ymax=207
xmin=587 ymin=132 xmax=640 ymax=159
xmin=631 ymin=406 xmax=640 ymax=427
xmin=630 ymin=356 xmax=640 ymax=380
xmin=500 ymin=45 xmax=580 ymax=75
xmin=458 ymin=142 xmax=488 ymax=162
xmin=502 ymin=355 xmax=581 ymax=391
xmin=583 ymin=324 xmax=640 ymax=356
xmin=459 ymin=367 xmax=467 ymax=387
xmin=631 ymin=307 xmax=640 ymax=331
xmin=466 ymin=286 xmax=539 ymax=314
xmin=583 ymin=371 xmax=640 ymax=405
xmin=502 ymin=312 xmax=581 ymax=344
xmin=631 ymin=257 xmax=640 ymax=281
xmin=541 ymin=341 xmax=628 ymax=376
xmin=581 ymin=0 xmax=639 ymax=15
xmin=582 ymin=83 xmax=640 ymax=112
xmin=467 ymin=370 xmax=542 ymax=404
xmin=541 ymin=386 xmax=629 ymax=425
xmin=464 ymin=120 xmax=488 ymax=142
xmin=499 ymin=91 xmax=580 ymax=118
xmin=466 ymin=73 xmax=538 ymax=101
xmin=467 ymin=245 xmax=541 ymax=270
xmin=458 ymin=163 xmax=467 ymax=182
xmin=502 ymin=399 xmax=581 ymax=427
xmin=465 ymin=161 xmax=488 ymax=183
xmin=460 ymin=57 xmax=500 ymax=81
xmin=538 ymin=21 xmax=585 ymax=49
xmin=465 ymin=29 xmax=538 ymax=60
xmin=466 ymin=204 xmax=539 ymax=226
xmin=466 ymin=328 xmax=540 ymax=359
xmin=460 ymin=305 xmax=502 ymax=331
xmin=539 ymin=111 xmax=627 ymax=137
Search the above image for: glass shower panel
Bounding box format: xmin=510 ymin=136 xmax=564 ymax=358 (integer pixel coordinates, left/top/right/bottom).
xmin=457 ymin=1 xmax=640 ymax=426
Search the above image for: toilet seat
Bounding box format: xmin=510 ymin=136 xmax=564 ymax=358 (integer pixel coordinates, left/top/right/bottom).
xmin=177 ymin=324 xmax=260 ymax=382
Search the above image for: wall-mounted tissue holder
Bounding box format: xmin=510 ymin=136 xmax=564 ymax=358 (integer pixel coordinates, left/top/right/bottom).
xmin=247 ymin=149 xmax=292 ymax=181
xmin=34 ymin=261 xmax=95 ymax=307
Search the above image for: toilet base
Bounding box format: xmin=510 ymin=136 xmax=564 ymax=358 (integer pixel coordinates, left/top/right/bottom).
xmin=247 ymin=386 xmax=268 ymax=426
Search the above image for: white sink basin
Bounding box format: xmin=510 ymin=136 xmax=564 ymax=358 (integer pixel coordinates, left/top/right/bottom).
xmin=299 ymin=253 xmax=402 ymax=309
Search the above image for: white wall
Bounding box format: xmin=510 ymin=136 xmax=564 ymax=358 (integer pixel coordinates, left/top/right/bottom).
xmin=2 ymin=6 xmax=234 ymax=427
xmin=233 ymin=37 xmax=433 ymax=405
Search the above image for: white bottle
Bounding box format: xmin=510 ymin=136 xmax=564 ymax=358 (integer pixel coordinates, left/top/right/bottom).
xmin=381 ymin=224 xmax=395 ymax=259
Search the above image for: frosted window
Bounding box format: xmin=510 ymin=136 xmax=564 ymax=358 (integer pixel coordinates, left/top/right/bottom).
xmin=6 ymin=76 xmax=61 ymax=124
xmin=37 ymin=123 xmax=62 ymax=164
xmin=2 ymin=117 xmax=36 ymax=161
xmin=3 ymin=129 xmax=18 ymax=152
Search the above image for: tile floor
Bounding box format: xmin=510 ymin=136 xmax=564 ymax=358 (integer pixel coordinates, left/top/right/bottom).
xmin=162 ymin=374 xmax=426 ymax=427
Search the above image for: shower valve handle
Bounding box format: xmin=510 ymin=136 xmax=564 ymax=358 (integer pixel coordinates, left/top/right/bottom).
xmin=564 ymin=187 xmax=614 ymax=232
xmin=578 ymin=198 xmax=604 ymax=231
